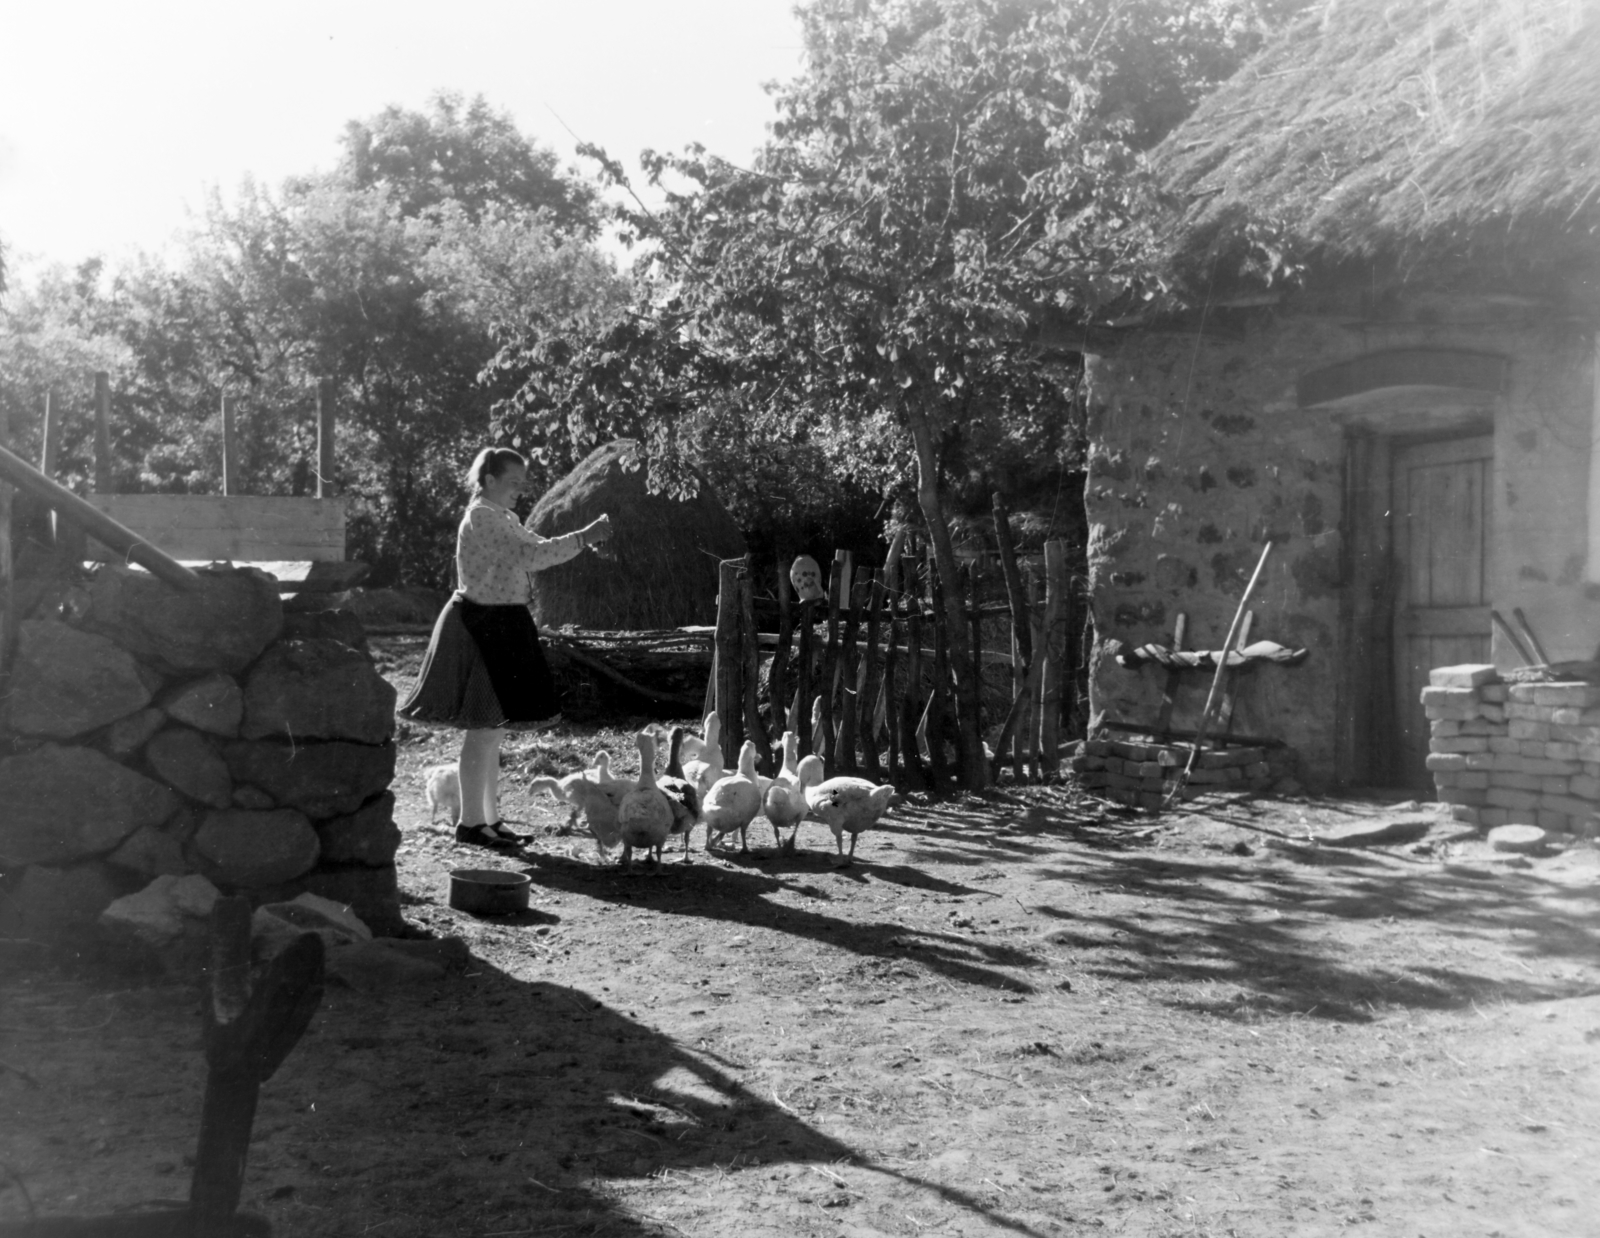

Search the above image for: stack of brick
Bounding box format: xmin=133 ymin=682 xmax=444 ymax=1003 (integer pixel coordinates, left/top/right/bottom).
xmin=1070 ymin=737 xmax=1297 ymax=810
xmin=1424 ymin=664 xmax=1600 ymax=835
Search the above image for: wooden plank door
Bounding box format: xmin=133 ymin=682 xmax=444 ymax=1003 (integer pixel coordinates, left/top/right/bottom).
xmin=1392 ymin=435 xmax=1494 ymax=788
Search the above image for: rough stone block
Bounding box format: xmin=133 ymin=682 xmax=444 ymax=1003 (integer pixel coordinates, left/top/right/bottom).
xmin=1523 ymin=758 xmax=1580 ymax=776
xmin=160 ymin=673 xmax=244 ymax=737
xmin=1429 ymin=720 xmax=1462 ymax=738
xmin=5 ymin=621 xmax=154 ymax=739
xmin=99 ymin=873 xmax=220 ymax=951
xmin=1539 ymin=793 xmax=1596 ymax=817
xmin=1506 ymin=703 xmax=1551 ymax=721
xmin=232 ymin=785 xmax=277 ymax=810
xmin=1536 ymin=811 xmax=1570 ymax=833
xmin=1489 ymin=736 xmax=1522 ymax=755
xmin=1454 ymin=772 xmax=1490 ymax=790
xmin=1486 ymin=787 xmax=1539 ymax=811
xmin=1464 ymin=752 xmax=1495 ymax=771
xmin=1478 ymin=704 xmax=1506 ymax=724
xmin=222 ymin=739 xmax=396 ymax=818
xmin=145 ymin=727 xmax=234 ymax=809
xmin=1569 ymin=774 xmax=1600 ymax=800
xmin=1554 ymin=725 xmax=1600 ymax=745
xmin=1488 ymin=824 xmax=1547 ymax=853
xmin=1425 ymin=752 xmax=1467 ymax=772
xmin=315 ymin=792 xmax=400 ymax=867
xmin=1479 ymin=684 xmax=1509 ymax=703
xmin=280 ymin=608 xmax=369 ymax=653
xmin=84 ymin=564 xmax=283 ymax=675
xmin=253 ymin=891 xmax=372 ymax=956
xmin=1459 ymin=719 xmax=1496 ymax=735
xmin=1420 ymin=686 xmax=1478 ymax=709
xmin=104 ymin=707 xmax=167 ymax=758
xmin=1492 ymin=772 xmax=1542 ymax=792
xmin=1544 ymin=741 xmax=1579 ymax=762
xmin=1551 ymin=708 xmax=1584 ymax=727
xmin=1510 ymin=720 xmax=1551 ymax=742
xmin=1429 ymin=664 xmax=1497 ymax=689
xmin=0 ymin=861 xmax=134 ymax=944
xmin=1531 ymin=684 xmax=1600 ymax=708
xmin=1437 ymin=786 xmax=1488 ymax=806
xmin=107 ymin=824 xmax=192 ymax=877
xmin=192 ymin=808 xmax=321 ymax=887
xmin=1479 ymin=808 xmax=1511 ymax=827
xmin=0 ymin=744 xmax=182 ymax=867
xmin=1432 ymin=736 xmax=1488 ymax=754
xmin=296 ymin=863 xmax=406 ymax=936
xmin=1447 ymin=804 xmax=1481 ymax=825
xmin=241 ymin=639 xmax=397 ymax=745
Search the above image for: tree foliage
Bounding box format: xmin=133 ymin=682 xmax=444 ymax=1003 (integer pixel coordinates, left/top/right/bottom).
xmin=490 ymin=0 xmax=1306 ymax=783
xmin=333 ymin=91 xmax=598 ymax=234
xmin=0 ymin=100 xmax=623 ymax=587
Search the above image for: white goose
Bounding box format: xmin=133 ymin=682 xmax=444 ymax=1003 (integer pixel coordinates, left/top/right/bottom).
xmin=702 ymin=740 xmax=764 ymax=854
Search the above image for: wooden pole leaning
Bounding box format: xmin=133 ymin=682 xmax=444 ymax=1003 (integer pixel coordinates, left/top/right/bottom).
xmin=0 ymin=443 xmax=202 ymax=590
xmin=1168 ymin=540 xmax=1274 ymax=805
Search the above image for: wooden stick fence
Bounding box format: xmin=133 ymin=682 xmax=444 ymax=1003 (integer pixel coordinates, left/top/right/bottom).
xmin=710 ymin=533 xmax=1080 ymax=791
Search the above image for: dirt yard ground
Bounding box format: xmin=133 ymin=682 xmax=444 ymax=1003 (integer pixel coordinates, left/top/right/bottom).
xmin=5 ymin=635 xmax=1600 ymax=1238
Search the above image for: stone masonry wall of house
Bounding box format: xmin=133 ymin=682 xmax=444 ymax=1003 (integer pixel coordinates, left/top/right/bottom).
xmin=1083 ymin=308 xmax=1596 ymax=788
xmin=0 ymin=564 xmax=403 ymax=955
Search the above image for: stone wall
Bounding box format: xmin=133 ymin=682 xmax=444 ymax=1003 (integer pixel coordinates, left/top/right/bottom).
xmin=0 ymin=564 xmax=403 ymax=951
xmin=1424 ymin=665 xmax=1599 ymax=837
xmin=1083 ymin=304 xmax=1597 ymax=788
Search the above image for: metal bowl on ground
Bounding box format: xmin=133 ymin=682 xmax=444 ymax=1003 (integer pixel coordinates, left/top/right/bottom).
xmin=448 ymin=868 xmax=531 ymax=916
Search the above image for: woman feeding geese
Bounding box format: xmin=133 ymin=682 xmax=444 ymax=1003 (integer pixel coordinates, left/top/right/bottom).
xmin=399 ymin=446 xmax=612 ymax=851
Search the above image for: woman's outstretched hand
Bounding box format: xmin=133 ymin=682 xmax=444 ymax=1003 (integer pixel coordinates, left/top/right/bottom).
xmin=584 ymin=514 xmax=613 ymax=547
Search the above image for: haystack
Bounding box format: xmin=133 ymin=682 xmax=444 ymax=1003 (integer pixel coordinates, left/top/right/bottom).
xmin=1157 ymin=0 xmax=1600 ymax=282
xmin=527 ymin=439 xmax=746 ymax=630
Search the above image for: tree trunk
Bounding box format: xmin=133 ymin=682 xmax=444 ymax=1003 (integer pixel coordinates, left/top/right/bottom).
xmin=908 ymin=409 xmax=988 ymax=789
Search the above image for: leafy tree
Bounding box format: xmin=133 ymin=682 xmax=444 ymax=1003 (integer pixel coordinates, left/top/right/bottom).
xmin=333 ymin=91 xmax=598 ymax=234
xmin=494 ymin=0 xmax=1304 ymax=786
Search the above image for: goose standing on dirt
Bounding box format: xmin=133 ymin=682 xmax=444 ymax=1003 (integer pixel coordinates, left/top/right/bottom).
xmin=761 ymin=731 xmax=815 ymax=853
xmin=617 ymin=731 xmax=675 ymax=872
xmin=702 ymin=741 xmax=764 ymax=854
xmin=529 ymin=771 xmax=626 ymax=855
xmin=678 ymin=710 xmax=719 ymax=766
xmin=660 ymin=725 xmax=703 ymax=858
xmin=804 ymin=774 xmax=897 ymax=866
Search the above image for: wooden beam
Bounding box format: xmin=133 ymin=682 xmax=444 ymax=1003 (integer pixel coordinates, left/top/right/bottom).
xmin=85 ymin=495 xmax=346 ymax=562
xmin=221 ymin=394 xmax=238 ymax=497
xmin=94 ymin=371 xmax=112 ymax=493
xmin=316 ymin=380 xmax=337 ymax=498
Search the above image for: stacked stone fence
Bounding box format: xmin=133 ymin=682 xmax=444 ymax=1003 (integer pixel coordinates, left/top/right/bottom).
xmin=1424 ymin=665 xmax=1600 ymax=837
xmin=0 ymin=563 xmax=403 ymax=962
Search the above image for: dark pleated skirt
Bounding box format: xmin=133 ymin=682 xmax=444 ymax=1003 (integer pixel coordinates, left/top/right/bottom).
xmin=397 ymin=594 xmax=562 ymax=730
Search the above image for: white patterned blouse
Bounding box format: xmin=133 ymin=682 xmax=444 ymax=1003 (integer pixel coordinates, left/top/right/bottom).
xmin=455 ymin=496 xmax=585 ymax=605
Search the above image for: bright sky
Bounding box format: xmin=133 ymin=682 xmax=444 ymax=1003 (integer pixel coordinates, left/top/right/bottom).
xmin=0 ymin=0 xmax=805 ymax=276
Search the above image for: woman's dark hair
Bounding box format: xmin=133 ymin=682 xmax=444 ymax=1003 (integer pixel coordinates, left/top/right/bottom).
xmin=466 ymin=447 xmax=527 ymax=495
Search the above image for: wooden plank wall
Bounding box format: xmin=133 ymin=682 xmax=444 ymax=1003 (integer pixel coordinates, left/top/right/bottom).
xmin=85 ymin=495 xmax=346 ymax=562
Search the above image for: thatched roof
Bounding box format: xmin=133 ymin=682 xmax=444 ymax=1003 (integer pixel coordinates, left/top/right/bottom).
xmin=1156 ymin=0 xmax=1600 ymax=286
xmin=527 ymin=439 xmax=746 ymax=630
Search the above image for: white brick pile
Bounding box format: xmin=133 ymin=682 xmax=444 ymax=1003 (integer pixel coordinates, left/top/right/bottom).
xmin=1424 ymin=664 xmax=1600 ymax=835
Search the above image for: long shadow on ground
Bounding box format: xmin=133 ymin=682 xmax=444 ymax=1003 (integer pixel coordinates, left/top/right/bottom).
xmin=254 ymin=949 xmax=1057 ymax=1238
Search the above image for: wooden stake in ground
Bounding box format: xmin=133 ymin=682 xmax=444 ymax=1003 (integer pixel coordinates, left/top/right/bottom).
xmin=1167 ymin=541 xmax=1274 ymax=805
xmin=1038 ymin=539 xmax=1068 ymax=778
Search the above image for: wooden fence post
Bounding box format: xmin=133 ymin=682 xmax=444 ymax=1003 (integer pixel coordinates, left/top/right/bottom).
xmin=792 ymin=593 xmax=816 ymax=755
xmin=1038 ymin=539 xmax=1068 ymax=778
xmin=925 ymin=544 xmax=950 ymax=786
xmin=221 ymin=393 xmax=238 ymax=497
xmin=834 ymin=574 xmax=866 ymax=774
xmin=316 ymin=380 xmax=337 ymax=498
xmin=93 ymin=370 xmax=112 ymax=493
xmin=859 ymin=568 xmax=886 ymax=780
xmin=770 ymin=559 xmax=793 ymax=740
xmin=714 ymin=559 xmax=745 ymax=758
xmin=739 ymin=566 xmax=771 ymax=774
xmin=818 ymin=551 xmax=846 ymax=763
xmin=901 ymin=552 xmax=923 ymax=785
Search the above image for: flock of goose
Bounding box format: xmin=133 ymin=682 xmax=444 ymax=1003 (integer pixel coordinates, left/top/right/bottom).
xmin=529 ymin=713 xmax=897 ymax=872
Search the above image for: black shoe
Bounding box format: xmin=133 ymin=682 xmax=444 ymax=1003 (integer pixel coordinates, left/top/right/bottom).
xmin=456 ymin=822 xmax=520 ymax=851
xmin=486 ymin=821 xmax=532 ymax=843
